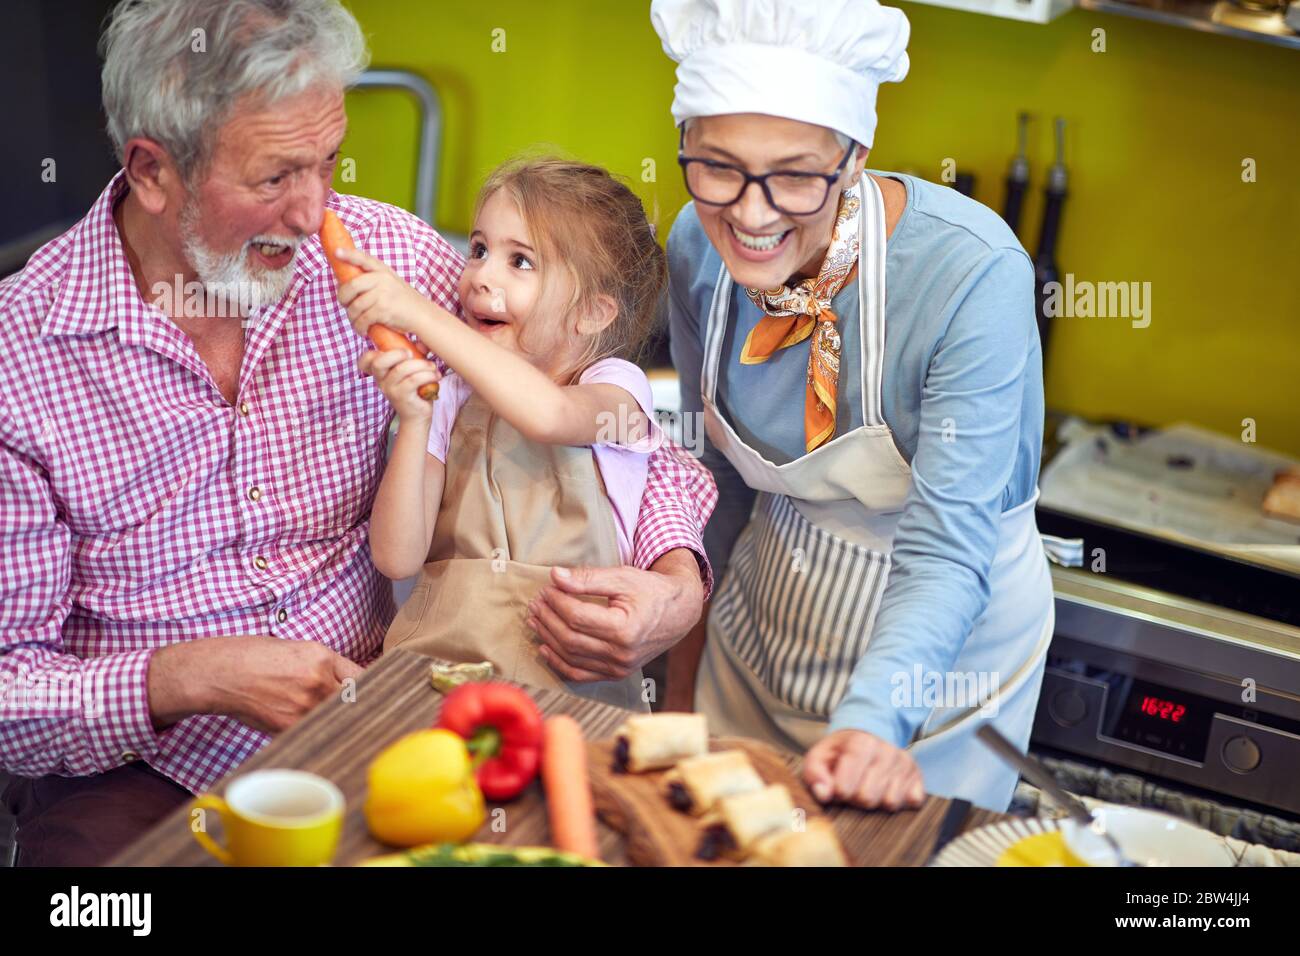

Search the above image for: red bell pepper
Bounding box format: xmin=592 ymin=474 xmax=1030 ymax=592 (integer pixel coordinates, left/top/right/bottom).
xmin=436 ymin=683 xmax=544 ymax=801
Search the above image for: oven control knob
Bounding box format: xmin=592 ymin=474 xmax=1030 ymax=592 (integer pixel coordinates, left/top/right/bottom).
xmin=1222 ymin=736 xmax=1261 ymax=773
xmin=1049 ymin=689 xmax=1087 ymax=727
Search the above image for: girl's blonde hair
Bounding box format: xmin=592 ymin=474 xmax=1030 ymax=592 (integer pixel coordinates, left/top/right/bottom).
xmin=474 ymin=157 xmax=666 ymax=384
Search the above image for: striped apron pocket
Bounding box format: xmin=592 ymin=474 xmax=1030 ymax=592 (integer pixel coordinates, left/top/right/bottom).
xmin=711 ymin=492 xmax=892 ymax=717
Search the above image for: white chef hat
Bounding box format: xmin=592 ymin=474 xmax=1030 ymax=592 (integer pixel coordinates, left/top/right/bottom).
xmin=651 ymin=0 xmax=910 ymax=148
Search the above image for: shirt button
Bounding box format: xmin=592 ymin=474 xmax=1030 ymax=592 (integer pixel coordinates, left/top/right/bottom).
xmin=121 ymin=751 xmax=139 ymax=764
xmin=248 ymin=485 xmax=262 ymax=502
xmin=276 ymin=609 xmax=288 ymax=624
xmin=239 ymin=402 xmax=250 ymax=416
xmin=253 ymin=555 xmax=269 ymax=572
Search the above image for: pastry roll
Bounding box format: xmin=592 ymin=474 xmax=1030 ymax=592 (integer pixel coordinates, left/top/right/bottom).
xmin=748 ymin=819 xmax=849 ymax=867
xmin=613 ymin=713 xmax=708 ymax=773
xmin=665 ymin=750 xmax=764 ymax=815
xmin=1264 ymin=472 xmax=1300 ymax=523
xmin=696 ymin=784 xmax=794 ymax=861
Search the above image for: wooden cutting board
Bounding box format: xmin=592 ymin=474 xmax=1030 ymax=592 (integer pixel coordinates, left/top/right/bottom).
xmin=587 ymin=735 xmax=856 ymax=866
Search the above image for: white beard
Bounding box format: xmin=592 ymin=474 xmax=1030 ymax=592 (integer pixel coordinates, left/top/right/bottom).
xmin=178 ymin=201 xmax=299 ymax=317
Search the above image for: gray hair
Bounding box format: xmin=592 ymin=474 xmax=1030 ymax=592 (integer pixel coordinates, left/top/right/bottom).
xmin=683 ymin=117 xmax=853 ymax=151
xmin=100 ymin=0 xmax=370 ymax=181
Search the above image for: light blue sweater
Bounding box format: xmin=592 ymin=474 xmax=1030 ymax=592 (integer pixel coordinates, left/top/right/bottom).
xmin=667 ymin=172 xmax=1045 ymax=747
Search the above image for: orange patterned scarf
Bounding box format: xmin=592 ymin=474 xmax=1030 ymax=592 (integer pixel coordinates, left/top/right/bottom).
xmin=741 ymin=183 xmax=861 ymax=452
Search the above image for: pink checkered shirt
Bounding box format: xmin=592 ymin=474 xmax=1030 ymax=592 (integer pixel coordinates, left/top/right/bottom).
xmin=0 ymin=172 xmax=717 ymax=794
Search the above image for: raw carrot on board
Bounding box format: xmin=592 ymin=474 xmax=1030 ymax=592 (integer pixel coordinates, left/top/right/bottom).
xmin=542 ymin=715 xmax=600 ymax=860
xmin=320 ymin=208 xmax=438 ymax=400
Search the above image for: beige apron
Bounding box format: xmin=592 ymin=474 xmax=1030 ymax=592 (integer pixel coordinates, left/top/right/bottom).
xmin=693 ymin=173 xmax=1054 ymax=811
xmin=383 ymin=391 xmax=647 ymax=711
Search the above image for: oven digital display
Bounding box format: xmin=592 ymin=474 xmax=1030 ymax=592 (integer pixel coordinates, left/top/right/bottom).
xmin=1101 ymin=678 xmax=1214 ymax=762
xmin=1138 ymin=695 xmax=1186 ymax=723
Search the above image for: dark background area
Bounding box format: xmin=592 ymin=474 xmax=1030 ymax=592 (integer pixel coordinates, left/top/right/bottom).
xmin=0 ymin=0 xmax=119 ymax=276
xmin=0 ymin=0 xmax=119 ymax=862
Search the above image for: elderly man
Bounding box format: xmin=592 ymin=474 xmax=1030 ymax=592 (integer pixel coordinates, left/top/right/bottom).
xmin=0 ymin=0 xmax=715 ymax=866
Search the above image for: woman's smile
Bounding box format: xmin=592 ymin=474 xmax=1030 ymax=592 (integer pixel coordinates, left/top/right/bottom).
xmin=725 ymin=220 xmax=794 ymax=261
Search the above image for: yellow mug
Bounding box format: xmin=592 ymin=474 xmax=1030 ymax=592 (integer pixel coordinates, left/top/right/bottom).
xmin=189 ymin=769 xmax=344 ymax=867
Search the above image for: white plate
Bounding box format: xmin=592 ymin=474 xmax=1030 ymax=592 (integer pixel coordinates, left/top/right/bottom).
xmin=1060 ymin=805 xmax=1235 ymax=867
xmin=930 ymin=805 xmax=1238 ymax=867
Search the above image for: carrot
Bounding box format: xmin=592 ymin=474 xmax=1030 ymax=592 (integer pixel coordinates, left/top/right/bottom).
xmin=320 ymin=209 xmax=438 ymax=400
xmin=542 ymin=715 xmax=600 ymax=860
xmin=319 ymin=209 xmax=364 ymax=285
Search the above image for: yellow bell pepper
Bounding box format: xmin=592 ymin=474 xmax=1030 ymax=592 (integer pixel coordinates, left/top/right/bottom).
xmin=364 ymin=729 xmax=486 ymax=847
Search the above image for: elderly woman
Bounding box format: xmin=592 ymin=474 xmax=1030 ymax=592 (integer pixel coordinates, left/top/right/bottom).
xmin=654 ymin=0 xmax=1055 ymax=812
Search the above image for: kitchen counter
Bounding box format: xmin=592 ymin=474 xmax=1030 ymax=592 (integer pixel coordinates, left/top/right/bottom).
xmin=111 ymin=649 xmax=1009 ymax=867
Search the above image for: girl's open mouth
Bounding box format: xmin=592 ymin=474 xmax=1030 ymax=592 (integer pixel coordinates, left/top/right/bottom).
xmin=471 ymin=310 xmax=510 ymax=333
xmin=473 ymin=316 xmax=506 ymax=335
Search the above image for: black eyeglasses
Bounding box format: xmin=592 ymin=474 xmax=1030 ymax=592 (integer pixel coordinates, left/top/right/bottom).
xmin=676 ymin=127 xmax=856 ymax=217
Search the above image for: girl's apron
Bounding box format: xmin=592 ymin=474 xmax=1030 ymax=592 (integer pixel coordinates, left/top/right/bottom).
xmin=383 ymin=391 xmax=647 ymax=712
xmin=693 ymin=173 xmax=1055 ymax=811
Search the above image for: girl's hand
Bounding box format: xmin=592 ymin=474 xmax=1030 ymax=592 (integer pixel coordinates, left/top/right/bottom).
xmin=358 ymin=348 xmax=442 ymax=423
xmin=334 ymin=247 xmax=433 ymax=340
xmin=801 ymin=729 xmax=926 ymax=811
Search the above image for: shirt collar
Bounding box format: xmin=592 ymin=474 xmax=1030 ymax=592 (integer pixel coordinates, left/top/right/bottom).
xmin=40 ymin=170 xmax=158 ymax=341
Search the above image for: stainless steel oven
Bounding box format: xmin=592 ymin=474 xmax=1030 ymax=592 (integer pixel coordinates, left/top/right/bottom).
xmin=1032 ymin=507 xmax=1300 ymax=819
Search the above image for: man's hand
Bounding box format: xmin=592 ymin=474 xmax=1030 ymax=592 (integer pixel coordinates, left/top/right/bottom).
xmin=802 ymin=729 xmax=926 ymax=811
xmin=526 ymin=549 xmax=704 ymax=683
xmin=148 ymin=636 xmax=364 ymax=735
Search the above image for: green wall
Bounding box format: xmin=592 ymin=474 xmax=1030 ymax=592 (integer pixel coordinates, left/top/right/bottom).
xmin=338 ymin=0 xmax=1300 ymax=455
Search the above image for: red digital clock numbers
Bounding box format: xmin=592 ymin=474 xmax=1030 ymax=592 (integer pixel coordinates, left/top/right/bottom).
xmin=1140 ymin=695 xmax=1186 ymax=723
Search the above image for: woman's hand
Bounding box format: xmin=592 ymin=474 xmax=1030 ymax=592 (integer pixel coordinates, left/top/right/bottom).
xmin=334 ymin=246 xmax=437 ymax=340
xmin=802 ymin=729 xmax=926 ymax=811
xmin=358 ymin=348 xmax=442 ymax=424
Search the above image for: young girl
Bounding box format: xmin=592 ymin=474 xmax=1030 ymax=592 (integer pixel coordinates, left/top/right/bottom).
xmin=335 ymin=159 xmax=666 ymax=710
